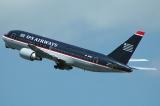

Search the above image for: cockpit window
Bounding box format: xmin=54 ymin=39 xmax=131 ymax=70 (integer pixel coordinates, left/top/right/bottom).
xmin=20 ymin=33 xmax=26 ymax=38
xmin=10 ymin=33 xmax=16 ymax=39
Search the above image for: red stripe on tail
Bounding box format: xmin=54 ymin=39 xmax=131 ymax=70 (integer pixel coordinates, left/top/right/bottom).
xmin=135 ymin=31 xmax=145 ymax=36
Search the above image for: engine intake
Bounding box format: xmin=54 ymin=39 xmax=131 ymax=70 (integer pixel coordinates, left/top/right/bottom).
xmin=19 ymin=48 xmax=42 ymax=61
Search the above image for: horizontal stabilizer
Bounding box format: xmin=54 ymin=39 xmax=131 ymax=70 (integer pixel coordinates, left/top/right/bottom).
xmin=132 ymin=66 xmax=158 ymax=71
xmin=129 ymin=58 xmax=149 ymax=62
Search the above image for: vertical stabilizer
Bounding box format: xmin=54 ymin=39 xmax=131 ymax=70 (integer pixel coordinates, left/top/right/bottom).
xmin=108 ymin=31 xmax=145 ymax=64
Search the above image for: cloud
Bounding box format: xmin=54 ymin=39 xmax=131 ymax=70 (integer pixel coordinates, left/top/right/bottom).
xmin=0 ymin=0 xmax=159 ymax=50
xmin=0 ymin=0 xmax=160 ymax=31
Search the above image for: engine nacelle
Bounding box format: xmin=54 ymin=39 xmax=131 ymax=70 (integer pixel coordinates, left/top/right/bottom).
xmin=19 ymin=48 xmax=42 ymax=61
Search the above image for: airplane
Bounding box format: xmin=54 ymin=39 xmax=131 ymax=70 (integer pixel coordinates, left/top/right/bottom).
xmin=2 ymin=30 xmax=157 ymax=72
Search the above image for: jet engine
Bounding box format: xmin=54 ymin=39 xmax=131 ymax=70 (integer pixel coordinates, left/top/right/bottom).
xmin=19 ymin=48 xmax=42 ymax=61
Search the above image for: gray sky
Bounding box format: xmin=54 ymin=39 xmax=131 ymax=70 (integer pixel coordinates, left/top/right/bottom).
xmin=0 ymin=0 xmax=160 ymax=106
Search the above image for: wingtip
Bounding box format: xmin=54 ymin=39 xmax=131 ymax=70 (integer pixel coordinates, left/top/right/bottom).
xmin=135 ymin=31 xmax=145 ymax=36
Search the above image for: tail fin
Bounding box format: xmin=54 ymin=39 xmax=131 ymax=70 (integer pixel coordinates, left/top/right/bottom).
xmin=108 ymin=31 xmax=145 ymax=64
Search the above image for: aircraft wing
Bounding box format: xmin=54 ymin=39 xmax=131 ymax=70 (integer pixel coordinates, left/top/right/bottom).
xmin=28 ymin=44 xmax=73 ymax=70
xmin=28 ymin=44 xmax=58 ymax=62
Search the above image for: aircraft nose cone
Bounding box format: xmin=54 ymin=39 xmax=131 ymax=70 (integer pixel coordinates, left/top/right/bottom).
xmin=2 ymin=34 xmax=5 ymax=41
xmin=2 ymin=33 xmax=8 ymax=42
